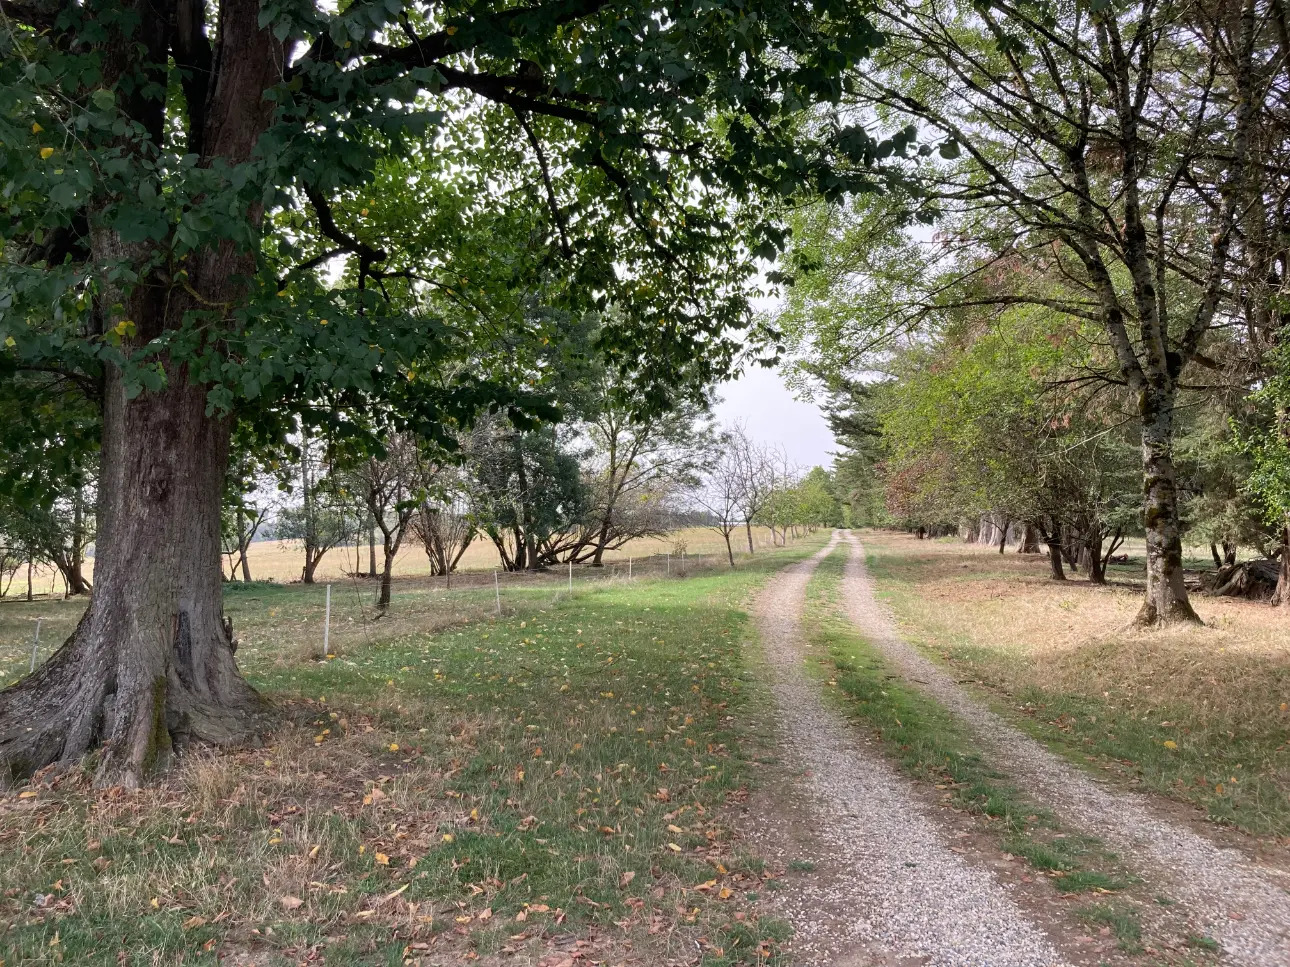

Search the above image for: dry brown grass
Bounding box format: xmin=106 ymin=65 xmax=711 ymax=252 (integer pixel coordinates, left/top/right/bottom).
xmin=863 ymin=531 xmax=1290 ymax=729
xmin=860 ymin=530 xmax=1290 ymax=834
xmin=3 ymin=525 xmax=787 ymax=595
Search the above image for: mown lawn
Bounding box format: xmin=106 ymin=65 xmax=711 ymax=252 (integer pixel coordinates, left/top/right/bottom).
xmin=0 ymin=540 xmax=824 ymax=966
xmin=857 ymin=531 xmax=1290 ymax=839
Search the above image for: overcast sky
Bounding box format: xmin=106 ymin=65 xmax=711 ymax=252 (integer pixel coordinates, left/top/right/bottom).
xmin=713 ymin=364 xmax=837 ymax=469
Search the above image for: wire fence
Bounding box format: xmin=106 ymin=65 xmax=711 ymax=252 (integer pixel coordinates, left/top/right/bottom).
xmin=5 ymin=531 xmax=824 ymax=675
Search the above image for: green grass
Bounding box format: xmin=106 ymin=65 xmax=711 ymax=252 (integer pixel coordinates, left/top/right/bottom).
xmin=0 ymin=539 xmax=827 ymax=966
xmin=803 ymin=546 xmax=1134 ymax=895
xmin=1075 ymin=902 xmax=1144 ymax=953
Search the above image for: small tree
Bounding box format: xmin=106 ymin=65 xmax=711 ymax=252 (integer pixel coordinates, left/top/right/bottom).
xmin=350 ymin=434 xmax=435 ymax=609
xmin=696 ymin=436 xmax=745 ymax=567
xmin=727 ymin=424 xmax=775 ymax=553
xmin=222 ymin=450 xmax=274 ymax=583
xmin=276 ymin=429 xmax=354 ymax=584
xmin=414 ymin=487 xmax=476 ymax=578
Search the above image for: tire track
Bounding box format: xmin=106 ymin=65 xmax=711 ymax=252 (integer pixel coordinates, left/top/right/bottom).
xmin=751 ymin=535 xmax=1070 ymax=967
xmin=839 ymin=532 xmax=1290 ymax=967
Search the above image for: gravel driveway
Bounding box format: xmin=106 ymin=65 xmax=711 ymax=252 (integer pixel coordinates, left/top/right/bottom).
xmin=751 ymin=536 xmax=1071 ymax=967
xmin=840 ymin=532 xmax=1290 ymax=967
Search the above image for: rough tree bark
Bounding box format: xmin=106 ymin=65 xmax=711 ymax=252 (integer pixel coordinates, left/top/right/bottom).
xmin=1043 ymin=528 xmax=1066 ymax=581
xmin=1135 ymin=391 xmax=1200 ymax=624
xmin=1274 ymin=525 xmax=1290 ymax=608
xmin=1018 ymin=523 xmax=1040 ymax=554
xmin=0 ymin=0 xmax=280 ymax=786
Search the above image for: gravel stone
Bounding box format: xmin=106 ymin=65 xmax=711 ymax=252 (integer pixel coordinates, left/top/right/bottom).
xmin=753 ymin=536 xmax=1071 ymax=967
xmin=841 ymin=533 xmax=1290 ymax=967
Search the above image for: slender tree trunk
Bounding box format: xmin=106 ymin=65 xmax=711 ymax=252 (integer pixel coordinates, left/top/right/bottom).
xmin=1272 ymin=524 xmax=1290 ymax=608
xmin=745 ymin=520 xmax=754 ymax=553
xmin=1210 ymin=542 xmax=1223 ymax=568
xmin=367 ymin=519 xmax=378 ymax=578
xmin=26 ymin=561 xmax=33 ymax=602
xmin=996 ymin=517 xmax=1009 ymax=554
xmin=67 ymin=487 xmax=89 ymax=595
xmin=1044 ymin=528 xmax=1066 ymax=582
xmin=724 ymin=532 xmax=735 ymax=567
xmin=1136 ymin=392 xmax=1201 ymax=625
xmin=237 ymin=506 xmax=253 ymax=582
xmin=592 ymin=518 xmax=612 ymax=566
xmin=379 ymin=545 xmax=394 ymax=609
xmin=1085 ymin=531 xmax=1106 ymax=584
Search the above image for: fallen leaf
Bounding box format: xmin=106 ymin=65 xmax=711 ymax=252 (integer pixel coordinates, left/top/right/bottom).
xmin=619 ymin=871 xmax=636 ymax=888
xmin=280 ymin=896 xmax=304 ymax=910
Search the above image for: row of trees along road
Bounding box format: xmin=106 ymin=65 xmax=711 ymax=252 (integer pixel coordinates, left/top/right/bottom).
xmin=0 ymin=0 xmax=896 ymax=785
xmin=778 ymin=0 xmax=1290 ymax=619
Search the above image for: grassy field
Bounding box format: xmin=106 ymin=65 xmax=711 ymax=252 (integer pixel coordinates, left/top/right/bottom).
xmin=1 ymin=526 xmax=789 ymax=596
xmin=858 ymin=531 xmax=1290 ymax=838
xmin=0 ymin=535 xmax=825 ymax=967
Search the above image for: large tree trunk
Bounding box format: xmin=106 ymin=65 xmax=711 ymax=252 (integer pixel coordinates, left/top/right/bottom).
xmin=0 ymin=0 xmax=280 ymax=786
xmin=1136 ymin=393 xmax=1201 ymax=625
xmin=0 ymin=378 xmax=266 ymax=787
xmin=1018 ymin=523 xmax=1040 ymax=554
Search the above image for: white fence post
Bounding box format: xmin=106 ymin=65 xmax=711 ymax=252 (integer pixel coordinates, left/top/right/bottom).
xmin=322 ymin=584 xmax=331 ymax=658
xmin=29 ymin=618 xmax=41 ymax=673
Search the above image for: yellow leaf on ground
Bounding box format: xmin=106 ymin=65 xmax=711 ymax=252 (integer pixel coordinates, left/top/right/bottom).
xmin=667 ymin=843 xmax=682 ymax=852
xmin=375 ymin=852 xmax=390 ymax=865
xmin=1163 ymin=740 xmax=1178 ymax=750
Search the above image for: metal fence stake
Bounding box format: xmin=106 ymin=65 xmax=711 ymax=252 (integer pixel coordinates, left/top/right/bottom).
xmin=322 ymin=584 xmax=331 ymax=658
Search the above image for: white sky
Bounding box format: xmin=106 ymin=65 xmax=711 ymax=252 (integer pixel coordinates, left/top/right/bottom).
xmin=714 ymin=364 xmax=837 ymax=470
